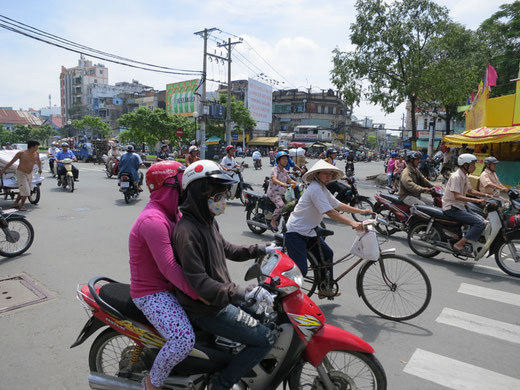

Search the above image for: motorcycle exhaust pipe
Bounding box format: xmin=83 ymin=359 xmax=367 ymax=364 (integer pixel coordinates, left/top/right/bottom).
xmin=88 ymin=372 xmax=142 ymax=390
xmin=247 ymin=220 xmax=269 ymax=229
xmin=410 ymin=239 xmax=452 ymax=254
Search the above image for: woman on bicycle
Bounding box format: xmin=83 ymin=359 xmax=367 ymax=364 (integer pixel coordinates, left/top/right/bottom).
xmin=129 ymin=161 xmax=202 ymax=390
xmin=284 ymin=160 xmax=368 ymax=298
xmin=267 ymin=151 xmax=298 ymax=231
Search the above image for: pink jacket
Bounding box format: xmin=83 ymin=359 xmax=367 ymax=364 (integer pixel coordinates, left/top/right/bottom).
xmin=129 ymin=179 xmax=198 ymax=300
xmin=387 ymin=158 xmax=396 ymax=174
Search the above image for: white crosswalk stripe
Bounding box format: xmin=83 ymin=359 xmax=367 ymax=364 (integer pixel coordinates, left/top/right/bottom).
xmin=458 ymin=283 xmax=520 ymax=307
xmin=404 ymin=349 xmax=520 ymax=390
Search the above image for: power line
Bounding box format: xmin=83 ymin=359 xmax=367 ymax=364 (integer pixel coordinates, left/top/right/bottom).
xmin=0 ymin=15 xmax=202 ymax=76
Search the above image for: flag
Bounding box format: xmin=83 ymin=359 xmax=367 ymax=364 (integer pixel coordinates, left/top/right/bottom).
xmin=478 ymin=80 xmax=484 ymax=93
xmin=471 ymin=91 xmax=474 ymax=102
xmin=487 ymin=64 xmax=497 ymax=86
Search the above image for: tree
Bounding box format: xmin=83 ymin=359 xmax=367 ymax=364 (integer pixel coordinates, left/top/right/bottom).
xmin=478 ymin=1 xmax=520 ymax=97
xmin=72 ymin=116 xmax=112 ymax=139
xmin=12 ymin=125 xmax=32 ymax=143
xmin=367 ymin=135 xmax=378 ymax=150
xmin=118 ymin=107 xmax=195 ymax=150
xmin=206 ymin=96 xmax=256 ymax=140
xmin=331 ymin=0 xmax=451 ymax=142
xmin=30 ymin=125 xmax=55 ymax=145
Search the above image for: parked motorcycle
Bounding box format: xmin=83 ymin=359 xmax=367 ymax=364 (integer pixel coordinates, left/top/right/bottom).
xmin=57 ymin=158 xmax=75 ymax=193
xmin=104 ymin=156 xmax=119 ymax=178
xmin=373 ymin=186 xmax=444 ymax=236
xmin=72 ymin=251 xmax=386 ymax=389
xmin=0 ymin=207 xmax=34 ymax=257
xmin=328 ymin=176 xmax=374 ymax=222
xmin=118 ymin=172 xmax=140 ymax=204
xmin=253 ymin=158 xmax=262 ymax=170
xmin=226 ymin=166 xmax=253 ymax=205
xmin=407 ymin=188 xmax=520 ymax=277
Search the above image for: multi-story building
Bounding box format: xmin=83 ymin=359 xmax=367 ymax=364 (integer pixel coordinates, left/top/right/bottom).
xmin=60 ymin=55 xmax=109 ymax=122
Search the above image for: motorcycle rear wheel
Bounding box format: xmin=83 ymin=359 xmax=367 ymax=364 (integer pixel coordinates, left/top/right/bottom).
xmin=494 ymin=233 xmax=520 ymax=277
xmin=289 ymin=350 xmax=387 ymax=390
xmin=0 ymin=217 xmax=34 ymax=257
xmin=407 ymin=222 xmax=441 ymax=258
xmin=246 ymin=208 xmax=267 ymax=234
xmin=124 ymin=192 xmax=131 ymax=204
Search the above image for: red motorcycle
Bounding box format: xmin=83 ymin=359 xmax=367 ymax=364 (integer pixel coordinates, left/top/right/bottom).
xmin=104 ymin=156 xmax=119 ymax=178
xmin=373 ymin=186 xmax=444 ymax=235
xmin=71 ymin=250 xmax=386 ymax=389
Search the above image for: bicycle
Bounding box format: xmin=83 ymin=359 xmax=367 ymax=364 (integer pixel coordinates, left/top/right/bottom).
xmin=261 ymin=219 xmax=432 ymax=322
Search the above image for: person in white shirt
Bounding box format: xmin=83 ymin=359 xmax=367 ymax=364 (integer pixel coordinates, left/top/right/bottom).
xmin=285 ymin=160 xmax=368 ymax=298
xmin=252 ymin=149 xmax=262 ymax=169
xmin=48 ymin=142 xmax=60 ymax=173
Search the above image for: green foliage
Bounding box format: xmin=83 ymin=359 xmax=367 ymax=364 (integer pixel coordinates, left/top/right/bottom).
xmin=331 ymin=0 xmax=451 ymax=139
xmin=478 ymin=1 xmax=520 ymax=97
xmin=30 ymin=125 xmax=55 ymax=144
xmin=73 ymin=116 xmax=112 ymax=138
xmin=0 ymin=124 xmax=56 ymax=146
xmin=206 ymin=96 xmax=256 ymax=139
xmin=367 ymin=135 xmax=378 ymax=149
xmin=118 ymin=107 xmax=195 ymax=150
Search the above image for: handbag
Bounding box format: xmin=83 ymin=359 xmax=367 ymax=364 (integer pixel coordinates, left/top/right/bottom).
xmin=350 ymin=230 xmax=379 ymax=260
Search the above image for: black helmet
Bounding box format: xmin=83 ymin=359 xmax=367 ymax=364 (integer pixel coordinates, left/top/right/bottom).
xmin=326 ymin=148 xmax=338 ymax=157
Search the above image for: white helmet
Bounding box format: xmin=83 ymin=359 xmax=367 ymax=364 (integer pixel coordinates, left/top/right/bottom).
xmin=457 ymin=153 xmax=477 ymax=166
xmin=189 ymin=145 xmax=199 ymax=153
xmin=182 ymin=159 xmax=237 ymax=190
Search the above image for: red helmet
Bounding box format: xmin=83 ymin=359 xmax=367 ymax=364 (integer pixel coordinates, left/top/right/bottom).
xmin=508 ymin=215 xmax=520 ymax=229
xmin=225 ymin=145 xmax=235 ymax=152
xmin=146 ymin=161 xmax=184 ymax=192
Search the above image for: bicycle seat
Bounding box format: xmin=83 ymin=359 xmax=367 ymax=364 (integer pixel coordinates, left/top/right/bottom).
xmin=315 ymin=226 xmax=334 ymax=237
xmin=380 ymin=193 xmax=404 ymax=205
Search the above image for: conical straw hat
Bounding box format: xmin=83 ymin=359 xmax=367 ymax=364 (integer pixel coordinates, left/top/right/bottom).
xmin=302 ymin=159 xmax=343 ymax=184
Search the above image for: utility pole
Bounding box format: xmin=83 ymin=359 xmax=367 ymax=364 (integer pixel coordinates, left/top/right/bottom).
xmin=194 ymin=27 xmax=218 ymax=159
xmin=218 ymin=37 xmax=242 ymax=146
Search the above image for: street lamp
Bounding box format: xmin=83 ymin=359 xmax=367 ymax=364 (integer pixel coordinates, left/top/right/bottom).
xmin=193 ymin=111 xmax=199 ymax=146
xmin=67 ymin=119 xmax=72 ymax=138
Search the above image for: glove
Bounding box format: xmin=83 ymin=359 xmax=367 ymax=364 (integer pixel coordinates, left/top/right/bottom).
xmin=265 ymin=242 xmax=280 ymax=255
xmin=245 ymin=286 xmax=274 ymax=307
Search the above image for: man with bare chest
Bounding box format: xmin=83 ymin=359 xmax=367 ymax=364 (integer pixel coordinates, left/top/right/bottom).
xmin=0 ymin=140 xmax=42 ymax=210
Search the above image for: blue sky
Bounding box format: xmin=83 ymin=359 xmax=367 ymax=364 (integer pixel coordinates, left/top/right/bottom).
xmin=0 ymin=0 xmax=514 ymax=128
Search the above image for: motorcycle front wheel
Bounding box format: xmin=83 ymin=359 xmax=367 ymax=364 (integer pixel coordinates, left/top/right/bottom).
xmin=495 ymin=233 xmax=520 ymax=277
xmin=407 ymin=222 xmax=441 ymax=258
xmin=0 ymin=217 xmax=35 ymax=257
xmin=67 ymin=176 xmax=74 ymax=193
xmin=289 ymin=350 xmax=387 ymax=390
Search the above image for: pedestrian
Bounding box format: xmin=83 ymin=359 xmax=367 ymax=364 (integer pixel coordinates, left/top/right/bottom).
xmin=0 ymin=140 xmax=42 ymax=211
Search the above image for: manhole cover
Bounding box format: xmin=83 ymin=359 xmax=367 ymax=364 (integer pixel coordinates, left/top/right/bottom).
xmin=0 ymin=274 xmax=52 ymax=314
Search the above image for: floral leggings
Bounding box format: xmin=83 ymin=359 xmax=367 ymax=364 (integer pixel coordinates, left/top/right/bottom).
xmin=133 ymin=291 xmax=195 ymax=387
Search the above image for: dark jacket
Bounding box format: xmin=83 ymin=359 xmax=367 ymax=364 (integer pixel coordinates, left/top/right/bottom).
xmin=398 ymin=165 xmax=433 ymax=199
xmin=173 ymin=183 xmax=265 ymax=318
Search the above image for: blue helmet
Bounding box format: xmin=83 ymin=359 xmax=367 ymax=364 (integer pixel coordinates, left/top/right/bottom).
xmin=391 ymin=152 xmax=398 ymax=157
xmin=276 ymin=151 xmax=289 ymax=162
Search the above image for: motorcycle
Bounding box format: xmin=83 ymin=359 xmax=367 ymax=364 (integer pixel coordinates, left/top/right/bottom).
xmin=48 ymin=154 xmax=57 ymax=177
xmin=253 ymin=158 xmax=262 ymax=170
xmin=345 ymin=160 xmax=355 ymax=177
xmin=72 ymin=251 xmax=386 ymax=390
xmin=0 ymin=207 xmax=34 ymax=257
xmin=419 ymin=158 xmax=440 ymax=182
xmin=118 ymin=172 xmax=140 ymax=204
xmin=226 ymin=165 xmax=253 ymax=205
xmin=406 ymin=188 xmax=520 ymax=277
xmin=373 ymin=186 xmax=444 ymax=235
xmin=105 ymin=156 xmax=120 ymax=178
xmin=57 ymin=158 xmax=75 ymax=193
xmin=327 ymin=176 xmax=374 ymax=222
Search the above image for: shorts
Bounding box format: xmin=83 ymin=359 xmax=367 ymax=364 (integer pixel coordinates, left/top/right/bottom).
xmin=16 ymin=170 xmax=32 ymax=197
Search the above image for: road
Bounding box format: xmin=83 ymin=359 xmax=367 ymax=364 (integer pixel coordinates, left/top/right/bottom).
xmin=1 ymin=157 xmax=519 ymax=389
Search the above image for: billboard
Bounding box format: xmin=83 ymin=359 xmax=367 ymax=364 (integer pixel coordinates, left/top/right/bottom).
xmin=247 ymin=78 xmax=272 ymax=130
xmin=166 ymin=79 xmax=200 ymax=116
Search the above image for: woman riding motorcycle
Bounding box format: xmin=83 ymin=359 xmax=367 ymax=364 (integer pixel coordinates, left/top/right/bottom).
xmin=267 ymin=151 xmax=297 ymax=231
xmin=129 ymin=161 xmax=201 ymax=390
xmin=185 ymin=145 xmax=200 ymax=166
xmin=172 ymin=160 xmax=276 ymax=390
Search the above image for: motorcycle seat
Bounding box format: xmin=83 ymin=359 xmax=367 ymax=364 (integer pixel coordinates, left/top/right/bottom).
xmin=99 ymin=283 xmax=150 ymax=326
xmin=414 ymin=205 xmax=458 ymax=221
xmin=380 ymin=193 xmax=404 ymax=205
xmin=244 ymin=190 xmax=264 ymax=199
xmin=315 ymin=226 xmax=334 ymax=237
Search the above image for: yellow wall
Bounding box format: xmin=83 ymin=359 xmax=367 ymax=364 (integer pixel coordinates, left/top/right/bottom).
xmin=486 ymin=94 xmax=515 ymax=127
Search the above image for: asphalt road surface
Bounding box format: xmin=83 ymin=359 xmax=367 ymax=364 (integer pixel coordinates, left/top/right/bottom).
xmin=1 ymin=157 xmax=519 ymax=389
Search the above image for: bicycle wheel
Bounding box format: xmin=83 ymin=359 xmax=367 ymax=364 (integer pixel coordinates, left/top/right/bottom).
xmin=358 ymin=254 xmax=431 ymax=321
xmin=0 ymin=217 xmax=35 ymax=257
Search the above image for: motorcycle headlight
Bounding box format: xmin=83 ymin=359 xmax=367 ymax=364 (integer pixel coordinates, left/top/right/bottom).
xmin=279 ymin=265 xmax=304 ymax=295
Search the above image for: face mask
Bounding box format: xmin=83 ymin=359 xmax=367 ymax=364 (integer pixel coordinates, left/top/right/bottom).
xmin=208 ymin=192 xmax=227 ymax=216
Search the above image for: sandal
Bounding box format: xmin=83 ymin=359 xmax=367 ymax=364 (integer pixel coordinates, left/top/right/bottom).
xmin=453 ymin=246 xmax=472 ymax=257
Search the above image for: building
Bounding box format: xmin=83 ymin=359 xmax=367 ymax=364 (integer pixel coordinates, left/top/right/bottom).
xmin=0 ymin=108 xmax=44 ymax=130
xmin=60 ymin=55 xmax=109 ymax=122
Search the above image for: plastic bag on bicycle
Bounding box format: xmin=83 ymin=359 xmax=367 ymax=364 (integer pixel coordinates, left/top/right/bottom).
xmin=350 ymin=230 xmax=379 ymax=260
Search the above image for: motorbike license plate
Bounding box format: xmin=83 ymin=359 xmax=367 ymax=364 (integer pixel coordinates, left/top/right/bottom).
xmin=121 ymin=182 xmax=130 ymax=188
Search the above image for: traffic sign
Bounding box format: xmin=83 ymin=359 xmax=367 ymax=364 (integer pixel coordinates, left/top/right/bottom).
xmin=176 ymin=128 xmax=184 ymax=137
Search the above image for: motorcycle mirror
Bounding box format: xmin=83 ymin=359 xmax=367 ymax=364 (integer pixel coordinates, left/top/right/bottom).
xmin=244 ymin=263 xmax=266 ymax=281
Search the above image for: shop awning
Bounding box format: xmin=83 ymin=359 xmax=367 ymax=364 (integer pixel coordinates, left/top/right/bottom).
xmin=288 ymin=142 xmax=306 ymax=147
xmin=443 ymin=126 xmax=520 ymax=145
xmin=247 ymin=137 xmax=279 ymax=146
xmin=205 ymin=136 xmax=221 ymax=145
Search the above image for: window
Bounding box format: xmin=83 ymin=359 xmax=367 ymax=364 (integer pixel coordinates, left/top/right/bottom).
xmin=328 ymin=106 xmax=334 ymax=114
xmin=99 ymin=70 xmax=103 ymax=75
xmin=423 ymin=119 xmax=428 ymax=130
xmin=321 ymin=105 xmax=325 ymax=114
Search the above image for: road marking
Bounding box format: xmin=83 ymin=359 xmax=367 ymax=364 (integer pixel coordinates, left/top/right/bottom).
xmin=471 ymin=264 xmax=520 ymax=281
xmin=404 ymin=348 xmax=520 ymax=390
xmin=458 ymin=283 xmax=520 ymax=307
xmin=436 ymin=307 xmax=520 ymax=344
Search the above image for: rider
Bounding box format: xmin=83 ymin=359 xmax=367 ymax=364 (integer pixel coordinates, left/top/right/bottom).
xmin=119 ymin=145 xmax=143 ymax=191
xmin=172 ymin=160 xmax=277 ymax=390
xmin=386 ymin=152 xmax=398 ymax=187
xmin=220 ymin=145 xmax=240 ymax=173
xmin=443 ymin=153 xmax=491 ymax=255
xmin=156 ymin=144 xmax=170 ymax=162
xmin=130 ymin=161 xmax=201 ymax=390
xmin=324 ymin=148 xmax=350 ymax=202
xmin=48 ymin=142 xmax=60 ymax=173
xmin=344 ymin=149 xmax=355 ymax=175
xmin=55 ymin=142 xmax=79 ymax=182
xmin=252 ymin=148 xmax=262 ymax=167
xmin=398 ymin=151 xmax=435 ymax=206
xmin=267 ymin=151 xmax=298 ymax=231
xmin=276 ymin=146 xmax=304 ymax=174
xmin=478 ymin=156 xmax=508 ymax=195
xmin=106 ymin=144 xmax=122 ymax=175
xmin=391 ymin=154 xmax=407 ymax=192
xmin=185 ymin=145 xmax=200 ymax=166
xmin=284 ymin=160 xmax=368 ymax=298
